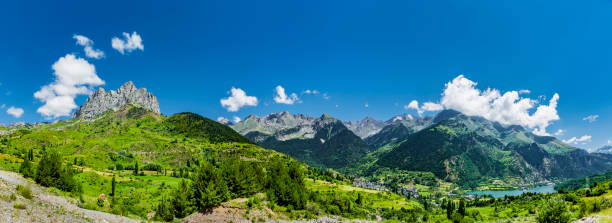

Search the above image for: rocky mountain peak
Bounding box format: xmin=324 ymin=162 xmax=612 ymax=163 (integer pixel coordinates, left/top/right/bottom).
xmin=320 ymin=113 xmax=334 ymax=120
xmin=344 ymin=116 xmax=386 ymax=139
xmin=73 ymin=81 xmax=160 ymax=119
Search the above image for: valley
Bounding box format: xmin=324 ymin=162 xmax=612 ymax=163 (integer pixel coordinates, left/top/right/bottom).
xmin=0 ymin=82 xmax=610 ymax=222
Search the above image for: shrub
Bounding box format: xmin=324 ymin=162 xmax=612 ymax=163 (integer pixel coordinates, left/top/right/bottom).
xmin=536 ymin=196 xmax=571 ymax=223
xmin=36 ymin=149 xmax=81 ymax=192
xmin=13 ymin=202 xmax=26 ymax=209
xmin=19 ymin=158 xmax=34 ymax=178
xmin=97 ymin=197 xmax=105 ymax=207
xmin=16 ymin=185 xmax=32 ymax=200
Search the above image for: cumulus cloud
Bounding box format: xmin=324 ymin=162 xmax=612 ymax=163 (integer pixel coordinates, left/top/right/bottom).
xmin=216 ymin=117 xmax=230 ymax=124
xmin=404 ymin=100 xmax=442 ymax=115
xmin=563 ymin=135 xmax=592 ymax=145
xmin=233 ymin=116 xmax=241 ymax=123
xmin=554 ymin=129 xmax=566 ymax=136
xmin=73 ymin=34 xmax=104 ymax=59
xmin=6 ymin=106 xmax=24 ymax=118
xmin=274 ymin=85 xmax=299 ymax=105
xmin=220 ymin=87 xmax=258 ymax=112
xmin=583 ymin=115 xmax=599 ymax=123
xmin=112 ymin=32 xmax=144 ymax=54
xmin=34 ymin=54 xmax=105 ymax=119
xmin=440 ymin=75 xmax=560 ymax=136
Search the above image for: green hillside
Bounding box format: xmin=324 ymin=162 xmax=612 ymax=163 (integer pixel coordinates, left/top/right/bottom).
xmin=374 ymin=110 xmax=612 ymax=188
xmin=0 ymin=105 xmax=428 ymax=222
xmin=243 ymin=116 xmax=371 ymax=170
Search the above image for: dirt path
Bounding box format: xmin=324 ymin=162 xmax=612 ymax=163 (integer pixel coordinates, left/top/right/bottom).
xmin=0 ymin=170 xmax=138 ymax=223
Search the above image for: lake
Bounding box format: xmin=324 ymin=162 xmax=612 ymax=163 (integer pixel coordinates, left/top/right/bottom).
xmin=466 ymin=185 xmax=557 ymax=198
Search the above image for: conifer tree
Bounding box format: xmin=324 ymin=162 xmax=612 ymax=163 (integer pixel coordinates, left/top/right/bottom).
xmin=133 ymin=162 xmax=139 ymax=175
xmin=111 ymin=176 xmax=116 ymax=196
xmin=458 ymin=199 xmax=466 ymax=216
xmin=446 ymin=200 xmax=453 ymax=219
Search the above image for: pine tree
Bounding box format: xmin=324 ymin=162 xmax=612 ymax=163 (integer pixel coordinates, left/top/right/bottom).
xmin=446 ymin=200 xmax=453 ymax=219
xmin=36 ymin=150 xmax=63 ymax=187
xmin=19 ymin=158 xmax=34 ymax=178
xmin=458 ymin=199 xmax=466 ymax=216
xmin=111 ymin=176 xmax=116 ymax=196
xmin=190 ymin=161 xmax=229 ymax=211
xmin=171 ymin=179 xmax=191 ymax=218
xmin=133 ymin=162 xmax=139 ymax=175
xmin=156 ymin=195 xmax=174 ymax=221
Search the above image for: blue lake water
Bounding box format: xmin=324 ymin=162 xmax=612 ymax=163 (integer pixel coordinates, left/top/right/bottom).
xmin=466 ymin=185 xmax=556 ymax=198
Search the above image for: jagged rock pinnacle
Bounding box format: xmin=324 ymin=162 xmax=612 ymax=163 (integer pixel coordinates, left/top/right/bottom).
xmin=73 ymin=81 xmax=160 ymax=119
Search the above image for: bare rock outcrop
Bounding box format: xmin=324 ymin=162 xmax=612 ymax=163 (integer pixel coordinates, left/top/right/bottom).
xmin=73 ymin=81 xmax=160 ymax=119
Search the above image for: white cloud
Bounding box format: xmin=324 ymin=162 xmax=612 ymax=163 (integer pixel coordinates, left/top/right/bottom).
xmin=111 ymin=32 xmax=144 ymax=54
xmin=233 ymin=116 xmax=241 ymax=123
xmin=422 ymin=102 xmax=443 ymax=112
xmin=74 ymin=35 xmax=92 ymax=46
xmin=519 ymin=89 xmax=531 ymax=94
xmin=365 ymin=103 xmax=369 ymax=108
xmin=73 ymin=34 xmax=104 ymax=59
xmin=216 ymin=116 xmax=230 ymax=124
xmin=583 ymin=115 xmax=599 ymax=123
xmin=441 ymin=75 xmax=560 ymax=136
xmin=273 ymin=85 xmax=299 ymax=105
xmin=554 ymin=129 xmax=566 ymax=136
xmin=322 ymin=93 xmax=330 ymax=100
xmin=608 ymin=139 xmax=612 ymax=145
xmin=220 ymin=87 xmax=258 ymax=112
xmin=404 ymin=100 xmax=442 ymax=115
xmin=405 ymin=100 xmax=419 ymax=110
xmin=303 ymin=89 xmax=319 ymax=95
xmin=6 ymin=106 xmax=24 ymax=118
xmin=563 ymin=135 xmax=592 ymax=145
xmin=34 ymin=54 xmax=105 ymax=119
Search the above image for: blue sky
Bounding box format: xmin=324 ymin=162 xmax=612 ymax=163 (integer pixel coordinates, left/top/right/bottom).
xmin=0 ymin=0 xmax=611 ymax=149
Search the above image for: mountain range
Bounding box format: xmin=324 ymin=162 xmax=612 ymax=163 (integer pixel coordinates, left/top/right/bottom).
xmin=594 ymin=145 xmax=612 ymax=154
xmin=232 ymin=109 xmax=612 ymax=188
xmin=230 ymin=111 xmax=370 ymax=169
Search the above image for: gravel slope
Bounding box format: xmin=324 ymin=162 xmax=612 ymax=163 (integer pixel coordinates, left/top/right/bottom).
xmin=0 ymin=170 xmax=137 ymax=223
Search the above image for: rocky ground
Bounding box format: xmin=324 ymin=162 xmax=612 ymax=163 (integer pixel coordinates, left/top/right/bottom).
xmin=0 ymin=170 xmax=136 ymax=223
xmin=0 ymin=169 xmax=373 ymax=223
xmin=573 ymin=216 xmax=601 ymax=223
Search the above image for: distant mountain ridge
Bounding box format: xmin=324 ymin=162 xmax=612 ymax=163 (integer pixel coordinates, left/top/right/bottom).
xmin=73 ymin=81 xmax=160 ymax=119
xmin=371 ymin=110 xmax=612 ymax=187
xmin=344 ymin=117 xmax=386 ymax=139
xmin=594 ymin=145 xmax=612 ymax=154
xmin=231 ymin=111 xmax=370 ymax=169
xmin=364 ymin=114 xmax=433 ymax=150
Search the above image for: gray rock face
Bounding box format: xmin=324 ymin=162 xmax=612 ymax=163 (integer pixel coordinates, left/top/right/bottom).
xmin=231 ymin=111 xmax=338 ymax=142
xmin=344 ymin=114 xmax=434 ymax=140
xmin=73 ymin=81 xmax=160 ymax=119
xmin=344 ymin=117 xmax=386 ymax=139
